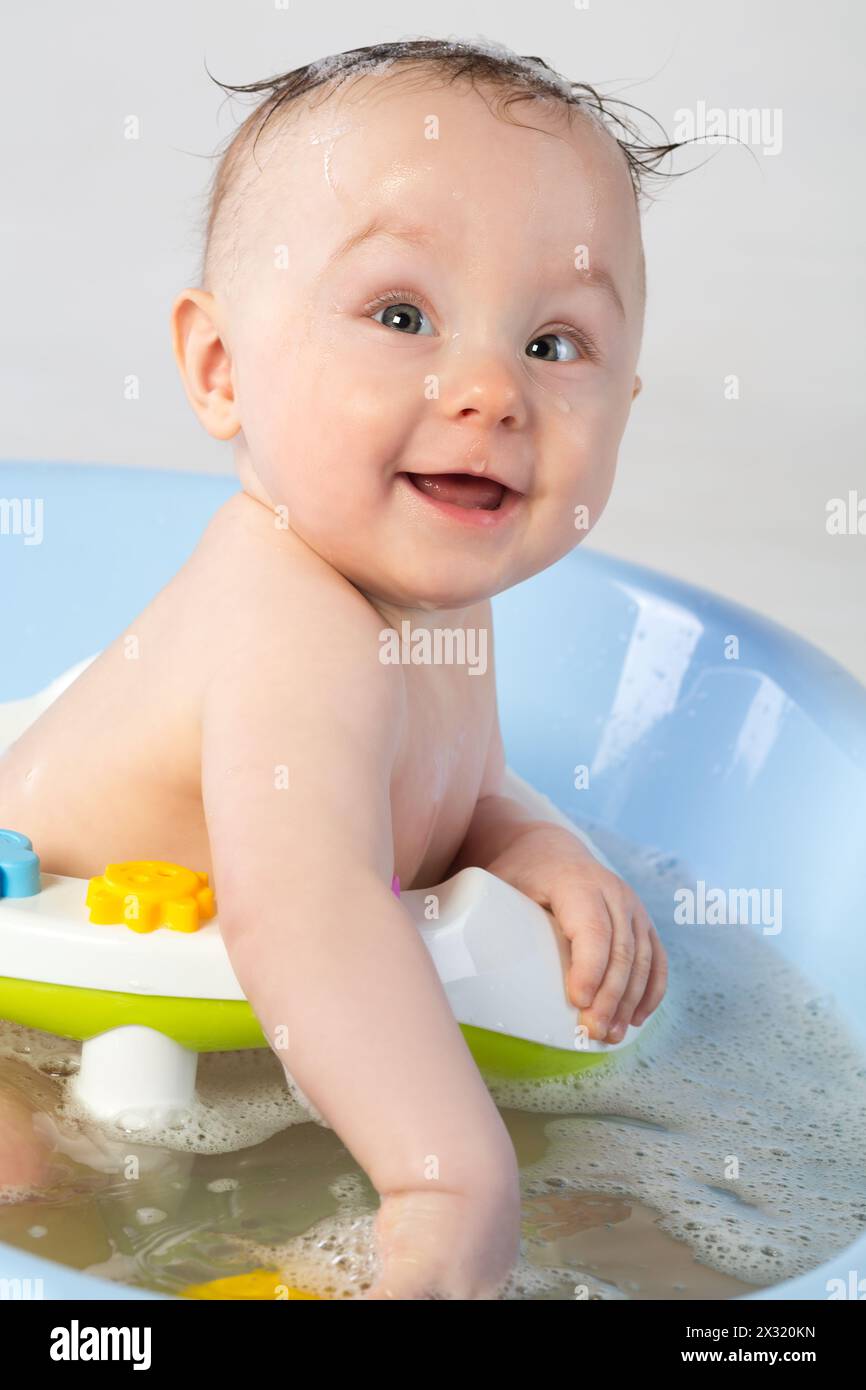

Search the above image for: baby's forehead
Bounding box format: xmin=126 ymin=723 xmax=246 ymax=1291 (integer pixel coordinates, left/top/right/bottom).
xmin=271 ymin=73 xmax=631 ymax=213
xmin=215 ymin=72 xmax=641 ymax=306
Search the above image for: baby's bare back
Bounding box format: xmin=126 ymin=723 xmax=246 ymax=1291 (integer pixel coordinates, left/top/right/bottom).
xmin=0 ymin=490 xmax=496 ymax=889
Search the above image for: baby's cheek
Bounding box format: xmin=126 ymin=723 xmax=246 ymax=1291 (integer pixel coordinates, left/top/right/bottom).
xmin=547 ymin=441 xmax=612 ymax=534
xmin=521 ymin=445 xmax=617 ymax=578
xmin=235 ymin=357 xmax=312 ymax=495
xmin=584 ymin=449 xmax=619 ymax=530
xmin=563 ymin=397 xmax=628 ymax=528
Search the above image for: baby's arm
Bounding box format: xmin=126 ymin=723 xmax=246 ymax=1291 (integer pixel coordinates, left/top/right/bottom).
xmin=200 ymin=576 xmax=519 ymax=1299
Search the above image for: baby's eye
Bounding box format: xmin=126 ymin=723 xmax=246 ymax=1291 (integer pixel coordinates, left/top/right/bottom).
xmin=526 ymin=331 xmax=582 ymax=363
xmin=368 ymin=293 xmax=435 ymax=336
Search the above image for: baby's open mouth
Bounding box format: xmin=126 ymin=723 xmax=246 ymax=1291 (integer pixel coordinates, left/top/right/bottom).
xmin=402 ymin=471 xmax=508 ymax=511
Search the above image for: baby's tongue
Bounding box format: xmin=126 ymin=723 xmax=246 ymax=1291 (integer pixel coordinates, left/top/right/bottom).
xmin=409 ymin=472 xmax=505 ymax=510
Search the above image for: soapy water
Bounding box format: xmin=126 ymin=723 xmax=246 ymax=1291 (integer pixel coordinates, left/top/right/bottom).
xmin=2 ymin=831 xmax=865 ymax=1300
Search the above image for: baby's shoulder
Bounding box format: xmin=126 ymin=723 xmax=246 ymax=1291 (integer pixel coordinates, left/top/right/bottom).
xmin=190 ymin=492 xmax=397 ymax=687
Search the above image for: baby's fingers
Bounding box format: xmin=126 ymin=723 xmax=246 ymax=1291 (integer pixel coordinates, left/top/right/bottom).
xmin=578 ymin=889 xmax=637 ymax=1041
xmin=629 ymin=923 xmax=669 ymax=1026
xmin=552 ymin=870 xmax=644 ymax=1040
xmin=606 ymin=909 xmax=655 ymax=1040
xmin=550 ymin=876 xmax=613 ymax=1011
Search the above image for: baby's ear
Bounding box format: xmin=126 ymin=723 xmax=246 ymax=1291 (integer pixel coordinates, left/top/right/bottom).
xmin=631 ymin=374 xmax=643 ymax=401
xmin=170 ymin=288 xmax=240 ymax=442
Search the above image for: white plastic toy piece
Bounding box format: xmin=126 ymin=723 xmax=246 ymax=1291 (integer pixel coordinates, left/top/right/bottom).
xmin=0 ymin=866 xmax=642 ymax=1124
xmin=75 ymin=1026 xmax=199 ymax=1127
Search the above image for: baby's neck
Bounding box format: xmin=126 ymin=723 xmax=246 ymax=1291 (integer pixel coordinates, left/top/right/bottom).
xmin=232 ymin=479 xmax=484 ymax=634
xmin=360 ymin=594 xmax=484 ymax=636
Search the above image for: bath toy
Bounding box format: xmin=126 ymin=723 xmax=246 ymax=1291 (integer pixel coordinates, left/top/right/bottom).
xmin=182 ymin=1270 xmax=320 ymax=1300
xmin=0 ymin=829 xmax=41 ymax=898
xmin=85 ymin=861 xmax=216 ymax=933
xmin=0 ymin=836 xmax=643 ymax=1124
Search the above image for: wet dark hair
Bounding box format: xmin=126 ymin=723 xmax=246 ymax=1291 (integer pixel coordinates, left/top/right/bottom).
xmin=199 ymin=35 xmax=694 ymax=289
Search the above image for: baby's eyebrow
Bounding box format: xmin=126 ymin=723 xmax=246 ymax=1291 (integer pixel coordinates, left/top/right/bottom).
xmin=320 ymin=213 xmax=627 ymax=319
xmin=565 ymin=265 xmax=626 ymax=320
xmin=320 ymin=216 xmax=438 ymax=273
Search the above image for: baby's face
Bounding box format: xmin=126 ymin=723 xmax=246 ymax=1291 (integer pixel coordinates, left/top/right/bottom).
xmin=218 ymin=75 xmax=644 ymax=612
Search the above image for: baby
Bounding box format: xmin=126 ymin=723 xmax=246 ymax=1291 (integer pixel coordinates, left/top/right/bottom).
xmin=0 ymin=39 xmax=668 ymax=1298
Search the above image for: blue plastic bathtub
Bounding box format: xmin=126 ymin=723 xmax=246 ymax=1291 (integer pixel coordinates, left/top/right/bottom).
xmin=1 ymin=461 xmax=865 ymax=1301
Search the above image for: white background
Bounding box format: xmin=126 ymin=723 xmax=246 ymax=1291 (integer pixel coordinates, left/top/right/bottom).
xmin=1 ymin=0 xmax=863 ymax=679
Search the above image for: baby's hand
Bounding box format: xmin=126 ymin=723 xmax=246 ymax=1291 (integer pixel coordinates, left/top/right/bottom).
xmin=486 ymin=823 xmax=667 ymax=1043
xmin=365 ymin=1181 xmax=520 ymax=1300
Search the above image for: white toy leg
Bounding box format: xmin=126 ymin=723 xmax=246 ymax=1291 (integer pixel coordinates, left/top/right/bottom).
xmin=72 ymin=1025 xmax=198 ymax=1127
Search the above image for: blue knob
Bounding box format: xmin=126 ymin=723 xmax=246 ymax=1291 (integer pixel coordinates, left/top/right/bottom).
xmin=0 ymin=828 xmax=41 ymax=897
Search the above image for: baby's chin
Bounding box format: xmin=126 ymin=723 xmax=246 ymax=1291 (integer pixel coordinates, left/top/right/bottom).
xmin=288 ymin=530 xmax=512 ymax=613
xmin=333 ymin=533 xmax=564 ymax=617
xmin=295 ymin=502 xmax=577 ymax=614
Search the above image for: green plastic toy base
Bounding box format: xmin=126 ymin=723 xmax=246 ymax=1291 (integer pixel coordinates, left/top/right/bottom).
xmin=0 ymin=976 xmax=641 ymax=1079
xmin=0 ymin=976 xmax=265 ymax=1051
